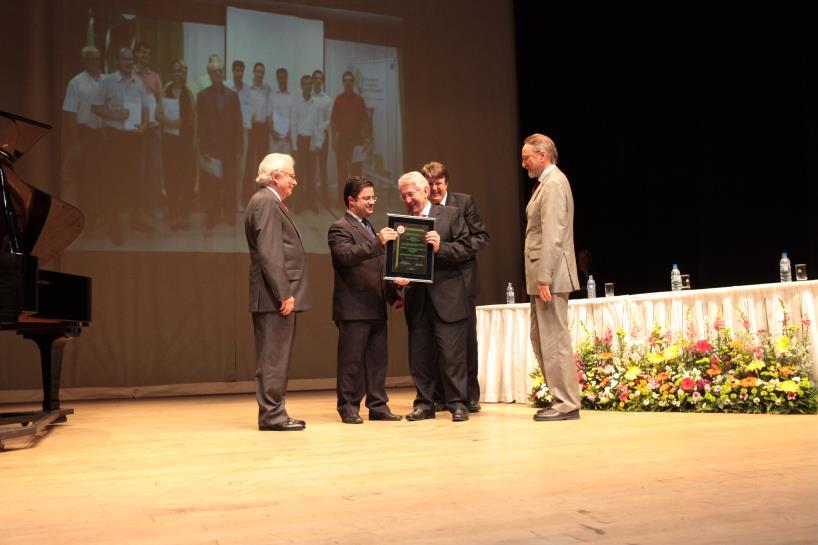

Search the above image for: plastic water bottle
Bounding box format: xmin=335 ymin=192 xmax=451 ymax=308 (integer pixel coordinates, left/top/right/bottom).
xmin=586 ymin=275 xmax=596 ymax=298
xmin=779 ymin=252 xmax=792 ymax=282
xmin=505 ymin=282 xmax=515 ymax=304
xmin=671 ymin=264 xmax=682 ymax=291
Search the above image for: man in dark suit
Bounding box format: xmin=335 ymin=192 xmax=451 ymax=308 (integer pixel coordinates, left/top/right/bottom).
xmin=395 ymin=171 xmax=473 ymax=422
xmin=198 ymin=58 xmax=243 ymax=230
xmin=328 ymin=177 xmax=403 ymax=424
xmin=244 ymin=153 xmax=310 ymax=431
xmin=422 ymin=161 xmax=490 ymax=413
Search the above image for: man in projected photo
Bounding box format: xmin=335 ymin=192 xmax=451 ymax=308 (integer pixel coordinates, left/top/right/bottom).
xmin=396 ymin=172 xmax=473 ymax=422
xmin=422 ymin=161 xmax=490 ymax=414
xmin=91 ymin=47 xmax=149 ymax=246
xmin=228 ymin=60 xmax=252 ymax=212
xmin=62 ymin=45 xmax=103 ymax=218
xmin=134 ymin=41 xmax=162 ymax=231
xmin=521 ymin=133 xmax=581 ymax=422
xmin=312 ymin=69 xmax=332 ymax=208
xmin=245 ymin=63 xmax=271 ymax=206
xmin=328 ymin=177 xmax=402 ymax=424
xmin=331 ymin=71 xmax=370 ymax=203
xmin=267 ymin=67 xmax=292 ymax=154
xmin=291 ymin=74 xmax=318 ymax=211
xmin=245 ymin=153 xmax=310 ymax=431
xmin=197 ymin=57 xmax=242 ymax=231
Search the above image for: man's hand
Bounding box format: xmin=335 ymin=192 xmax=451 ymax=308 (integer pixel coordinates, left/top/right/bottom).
xmin=392 ymin=278 xmax=410 ymax=287
xmin=391 ymin=297 xmax=404 ymax=310
xmin=280 ymin=296 xmax=295 ymax=315
xmin=115 ymin=108 xmax=130 ymax=121
xmin=378 ymin=227 xmax=398 ymax=246
xmin=538 ymin=283 xmax=552 ymax=303
xmin=425 ymin=230 xmax=440 ymax=253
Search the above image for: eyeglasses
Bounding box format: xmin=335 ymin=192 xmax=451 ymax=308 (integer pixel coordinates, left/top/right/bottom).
xmin=358 ymin=196 xmax=377 ymax=203
xmin=276 ymin=171 xmax=296 ymax=180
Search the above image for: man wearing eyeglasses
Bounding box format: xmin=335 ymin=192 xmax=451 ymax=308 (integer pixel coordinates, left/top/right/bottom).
xmin=328 ymin=177 xmax=403 ymax=424
xmin=245 ymin=153 xmax=310 ymax=431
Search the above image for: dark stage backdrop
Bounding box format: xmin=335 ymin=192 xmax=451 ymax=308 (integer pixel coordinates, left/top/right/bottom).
xmin=0 ymin=0 xmax=521 ymax=398
xmin=514 ymin=3 xmax=817 ymax=297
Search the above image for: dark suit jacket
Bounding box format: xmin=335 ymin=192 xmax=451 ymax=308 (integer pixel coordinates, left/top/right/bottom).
xmin=328 ymin=212 xmax=391 ymax=321
xmin=245 ymin=187 xmax=310 ymax=312
xmin=445 ymin=192 xmax=489 ymax=298
xmin=403 ymin=204 xmax=472 ymax=324
xmin=196 ymin=83 xmax=242 ymax=182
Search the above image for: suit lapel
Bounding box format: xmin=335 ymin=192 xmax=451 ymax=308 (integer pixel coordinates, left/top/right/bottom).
xmin=273 ymin=194 xmax=302 ymax=241
xmin=343 ymin=212 xmax=369 ymax=241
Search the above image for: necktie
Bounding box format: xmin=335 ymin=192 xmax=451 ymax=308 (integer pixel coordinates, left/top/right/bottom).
xmin=362 ymin=218 xmax=375 ymax=238
xmin=280 ymin=200 xmax=288 ymax=213
xmin=530 ymin=181 xmax=540 ymax=197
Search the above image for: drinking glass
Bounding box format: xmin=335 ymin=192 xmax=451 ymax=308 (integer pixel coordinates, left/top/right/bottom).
xmin=795 ymin=264 xmax=807 ymax=281
xmin=604 ymin=283 xmax=615 ymax=297
xmin=681 ymin=274 xmax=691 ymax=289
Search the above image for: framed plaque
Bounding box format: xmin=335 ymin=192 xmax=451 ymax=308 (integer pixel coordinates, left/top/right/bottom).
xmin=384 ymin=213 xmax=436 ymax=283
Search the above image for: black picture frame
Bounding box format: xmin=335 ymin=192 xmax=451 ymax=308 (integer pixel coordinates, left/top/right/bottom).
xmin=384 ymin=213 xmax=436 ymax=283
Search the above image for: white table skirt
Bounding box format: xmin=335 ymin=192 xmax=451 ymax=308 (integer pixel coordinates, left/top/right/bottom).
xmin=476 ymin=280 xmax=818 ymax=403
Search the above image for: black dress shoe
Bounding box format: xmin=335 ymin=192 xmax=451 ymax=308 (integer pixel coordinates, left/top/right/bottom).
xmin=288 ymin=417 xmax=306 ymax=427
xmin=433 ymin=402 xmax=447 ymax=412
xmin=533 ymin=409 xmax=580 ymax=421
xmin=405 ymin=408 xmax=435 ymax=421
xmin=467 ymin=401 xmax=482 ymax=413
xmin=341 ymin=413 xmax=364 ymax=424
xmin=451 ymin=408 xmax=469 ymax=422
xmin=369 ymin=411 xmax=402 ymax=421
xmin=260 ymin=420 xmax=305 ymax=431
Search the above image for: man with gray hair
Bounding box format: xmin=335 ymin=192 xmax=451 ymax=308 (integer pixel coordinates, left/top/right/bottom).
xmin=521 ymin=133 xmax=580 ymax=421
xmin=245 ymin=153 xmax=310 ymax=431
xmin=395 ymin=171 xmax=473 ymax=422
xmin=197 ymin=57 xmax=242 ymax=230
xmin=62 ymin=45 xmax=103 ymax=217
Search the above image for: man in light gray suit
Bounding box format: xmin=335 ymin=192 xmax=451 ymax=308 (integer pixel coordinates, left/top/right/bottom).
xmin=245 ymin=153 xmax=310 ymax=431
xmin=521 ymin=133 xmax=581 ymax=421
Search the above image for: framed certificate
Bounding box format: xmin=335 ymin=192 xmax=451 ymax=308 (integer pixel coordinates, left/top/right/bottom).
xmin=384 ymin=213 xmax=435 ymax=283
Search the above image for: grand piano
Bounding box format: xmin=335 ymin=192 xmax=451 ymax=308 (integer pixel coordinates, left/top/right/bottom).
xmin=0 ymin=111 xmax=92 ymax=449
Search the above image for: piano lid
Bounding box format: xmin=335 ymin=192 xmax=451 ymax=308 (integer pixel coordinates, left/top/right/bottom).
xmin=0 ymin=111 xmax=84 ymax=266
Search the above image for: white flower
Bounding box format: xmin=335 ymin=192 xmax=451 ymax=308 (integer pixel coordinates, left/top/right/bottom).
xmin=753 ymin=397 xmax=760 ymax=404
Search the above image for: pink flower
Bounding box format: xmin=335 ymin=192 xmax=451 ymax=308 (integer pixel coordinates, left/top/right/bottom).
xmin=739 ymin=392 xmax=749 ymax=400
xmin=692 ymin=392 xmax=701 ymax=400
xmin=741 ymin=317 xmax=751 ymax=330
xmin=803 ymin=318 xmax=812 ymax=327
xmin=713 ymin=316 xmax=725 ymax=331
xmin=787 ymin=392 xmax=797 ymax=400
xmin=691 ymin=340 xmax=713 ymax=354
xmin=680 ymin=378 xmax=696 ymax=392
xmin=602 ymin=329 xmax=613 ymax=345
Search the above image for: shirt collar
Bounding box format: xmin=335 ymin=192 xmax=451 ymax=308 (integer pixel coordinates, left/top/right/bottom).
xmin=439 ymin=192 xmax=448 ymax=206
xmin=421 ymin=201 xmax=432 ymax=217
xmin=266 ymin=185 xmax=283 ymax=202
xmin=346 ymin=210 xmax=365 ymax=223
xmin=538 ymin=164 xmax=557 ymax=183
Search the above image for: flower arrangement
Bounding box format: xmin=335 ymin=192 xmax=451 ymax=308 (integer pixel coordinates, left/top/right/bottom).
xmin=529 ymin=303 xmax=817 ymax=414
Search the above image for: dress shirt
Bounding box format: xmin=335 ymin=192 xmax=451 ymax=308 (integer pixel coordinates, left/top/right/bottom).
xmin=291 ymin=95 xmax=319 ymax=150
xmin=62 ymin=71 xmax=102 ymax=129
xmin=92 ymin=70 xmax=148 ymax=131
xmin=248 ymin=83 xmax=271 ymax=124
xmin=268 ymin=90 xmax=293 ymax=138
xmin=311 ymin=91 xmax=332 ymax=148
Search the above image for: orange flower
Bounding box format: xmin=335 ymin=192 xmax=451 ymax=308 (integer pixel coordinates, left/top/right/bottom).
xmin=597 ymin=351 xmax=614 ymax=361
xmin=740 ymin=376 xmax=758 ymax=388
xmin=656 ymin=372 xmax=671 ymax=382
xmin=706 ymin=363 xmax=722 ymax=377
xmin=779 ymin=365 xmax=797 ymax=377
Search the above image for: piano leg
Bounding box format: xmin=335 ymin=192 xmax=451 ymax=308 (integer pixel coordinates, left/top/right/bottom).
xmin=21 ymin=326 xmax=80 ymax=419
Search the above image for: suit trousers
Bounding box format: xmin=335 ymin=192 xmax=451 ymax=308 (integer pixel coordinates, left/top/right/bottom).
xmin=409 ymin=292 xmax=468 ymax=412
xmin=530 ymin=293 xmax=580 ymax=413
xmin=434 ymin=295 xmax=480 ymax=404
xmin=252 ymin=311 xmax=296 ymax=426
xmin=335 ymin=320 xmax=389 ymax=417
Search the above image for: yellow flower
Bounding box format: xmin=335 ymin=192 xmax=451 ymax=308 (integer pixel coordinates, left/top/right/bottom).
xmin=531 ymin=375 xmax=543 ymax=388
xmin=728 ymin=339 xmax=744 ymax=350
xmin=775 ymin=336 xmax=791 ymax=354
xmin=663 ymin=345 xmax=680 ymax=360
xmin=777 ymin=380 xmax=799 ymax=393
xmin=646 ymin=353 xmax=664 ymax=364
xmin=624 ymin=366 xmax=640 ymax=381
xmin=745 ymin=359 xmax=765 ymax=372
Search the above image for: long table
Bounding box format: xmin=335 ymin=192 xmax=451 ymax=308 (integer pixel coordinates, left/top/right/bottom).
xmin=476 ymin=280 xmax=818 ymax=403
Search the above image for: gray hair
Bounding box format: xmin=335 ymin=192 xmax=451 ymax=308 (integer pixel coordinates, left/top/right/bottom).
xmin=397 ymin=171 xmax=429 ymax=192
xmin=256 ymin=153 xmax=294 ymax=186
xmin=81 ymin=45 xmax=100 ymax=58
xmin=523 ymin=133 xmax=558 ymax=164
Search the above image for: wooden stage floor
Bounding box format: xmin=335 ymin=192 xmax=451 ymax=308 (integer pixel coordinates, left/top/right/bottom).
xmin=2 ymin=387 xmax=816 ymax=545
